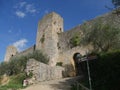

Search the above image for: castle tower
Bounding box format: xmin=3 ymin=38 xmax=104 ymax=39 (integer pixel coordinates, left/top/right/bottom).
xmin=4 ymin=46 xmax=18 ymax=62
xmin=36 ymin=12 xmax=63 ymax=66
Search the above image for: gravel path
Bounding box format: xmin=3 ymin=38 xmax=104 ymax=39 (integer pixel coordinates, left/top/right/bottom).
xmin=22 ymin=76 xmax=82 ymax=90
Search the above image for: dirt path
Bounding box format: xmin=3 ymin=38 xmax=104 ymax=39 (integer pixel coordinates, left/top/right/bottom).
xmin=22 ymin=76 xmax=82 ymax=90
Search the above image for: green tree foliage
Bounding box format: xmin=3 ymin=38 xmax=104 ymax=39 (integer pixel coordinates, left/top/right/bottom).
xmin=0 ymin=50 xmax=49 ymax=76
xmin=112 ymin=0 xmax=120 ymax=8
xmin=112 ymin=0 xmax=120 ymax=16
xmin=0 ymin=50 xmax=48 ymax=89
xmin=79 ymin=50 xmax=120 ymax=90
xmin=0 ymin=73 xmax=27 ymax=90
xmin=40 ymin=34 xmax=45 ymax=43
xmin=70 ymin=34 xmax=81 ymax=48
xmin=89 ymin=50 xmax=120 ymax=90
xmin=56 ymin=62 xmax=63 ymax=66
xmin=81 ymin=21 xmax=120 ymax=52
xmin=29 ymin=50 xmax=49 ymax=64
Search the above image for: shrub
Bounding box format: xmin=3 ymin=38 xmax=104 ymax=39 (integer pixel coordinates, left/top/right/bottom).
xmin=0 ymin=73 xmax=27 ymax=90
xmin=70 ymin=34 xmax=81 ymax=48
xmin=27 ymin=50 xmax=49 ymax=64
xmin=27 ymin=71 xmax=33 ymax=78
xmin=0 ymin=50 xmax=48 ymax=90
xmin=40 ymin=34 xmax=45 ymax=43
xmin=81 ymin=50 xmax=120 ymax=90
xmin=0 ymin=50 xmax=49 ymax=76
xmin=56 ymin=62 xmax=63 ymax=66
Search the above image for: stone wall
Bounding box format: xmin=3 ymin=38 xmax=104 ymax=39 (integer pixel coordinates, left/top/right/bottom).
xmin=58 ymin=46 xmax=93 ymax=77
xmin=36 ymin=12 xmax=63 ymax=66
xmin=58 ymin=25 xmax=82 ymax=51
xmin=4 ymin=46 xmax=18 ymax=62
xmin=16 ymin=45 xmax=35 ymax=57
xmin=58 ymin=11 xmax=120 ymax=52
xmin=26 ymin=59 xmax=64 ymax=83
xmin=4 ymin=11 xmax=120 ymax=78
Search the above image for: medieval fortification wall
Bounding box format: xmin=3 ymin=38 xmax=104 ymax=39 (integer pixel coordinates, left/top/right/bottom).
xmin=16 ymin=45 xmax=35 ymax=57
xmin=4 ymin=11 xmax=120 ymax=76
xmin=36 ymin=12 xmax=63 ymax=66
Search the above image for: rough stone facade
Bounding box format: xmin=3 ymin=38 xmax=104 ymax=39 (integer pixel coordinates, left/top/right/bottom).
xmin=36 ymin=12 xmax=63 ymax=66
xmin=26 ymin=59 xmax=64 ymax=83
xmin=4 ymin=46 xmax=18 ymax=62
xmin=16 ymin=45 xmax=35 ymax=57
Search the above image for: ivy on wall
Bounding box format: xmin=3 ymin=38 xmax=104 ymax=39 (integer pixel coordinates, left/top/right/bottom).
xmin=40 ymin=34 xmax=45 ymax=43
xmin=70 ymin=34 xmax=81 ymax=48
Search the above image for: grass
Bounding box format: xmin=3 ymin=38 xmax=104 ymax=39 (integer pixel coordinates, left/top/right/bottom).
xmin=0 ymin=73 xmax=27 ymax=90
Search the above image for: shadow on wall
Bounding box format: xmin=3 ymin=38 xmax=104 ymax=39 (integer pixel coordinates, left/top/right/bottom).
xmin=62 ymin=64 xmax=76 ymax=77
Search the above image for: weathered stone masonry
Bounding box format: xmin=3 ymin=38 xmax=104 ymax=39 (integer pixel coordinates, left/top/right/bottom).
xmin=4 ymin=11 xmax=120 ymax=77
xmin=26 ymin=59 xmax=64 ymax=83
xmin=4 ymin=12 xmax=91 ymax=66
xmin=36 ymin=12 xmax=63 ymax=66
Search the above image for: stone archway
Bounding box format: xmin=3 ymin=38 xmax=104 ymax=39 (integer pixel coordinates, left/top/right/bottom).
xmin=73 ymin=52 xmax=83 ymax=76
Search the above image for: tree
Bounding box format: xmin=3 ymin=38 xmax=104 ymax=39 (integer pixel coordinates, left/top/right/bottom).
xmin=70 ymin=34 xmax=81 ymax=48
xmin=112 ymin=0 xmax=120 ymax=8
xmin=112 ymin=0 xmax=120 ymax=16
xmin=81 ymin=21 xmax=120 ymax=52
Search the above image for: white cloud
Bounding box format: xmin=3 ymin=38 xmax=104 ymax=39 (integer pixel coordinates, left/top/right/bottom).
xmin=19 ymin=2 xmax=27 ymax=8
xmin=14 ymin=2 xmax=38 ymax=18
xmin=13 ymin=39 xmax=28 ymax=51
xmin=26 ymin=4 xmax=37 ymax=13
xmin=14 ymin=2 xmax=26 ymax=9
xmin=15 ymin=11 xmax=26 ymax=18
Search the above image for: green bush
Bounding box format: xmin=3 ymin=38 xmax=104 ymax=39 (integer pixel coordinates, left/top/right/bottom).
xmin=27 ymin=50 xmax=49 ymax=64
xmin=0 ymin=50 xmax=48 ymax=90
xmin=27 ymin=71 xmax=33 ymax=78
xmin=0 ymin=73 xmax=27 ymax=90
xmin=0 ymin=50 xmax=49 ymax=76
xmin=82 ymin=50 xmax=120 ymax=90
xmin=70 ymin=34 xmax=81 ymax=48
xmin=40 ymin=34 xmax=45 ymax=43
xmin=56 ymin=62 xmax=63 ymax=66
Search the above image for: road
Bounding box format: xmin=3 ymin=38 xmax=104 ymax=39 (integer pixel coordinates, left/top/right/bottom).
xmin=22 ymin=76 xmax=82 ymax=90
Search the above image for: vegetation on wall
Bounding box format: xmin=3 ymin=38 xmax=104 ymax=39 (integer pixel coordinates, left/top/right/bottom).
xmin=56 ymin=62 xmax=63 ymax=66
xmin=40 ymin=34 xmax=45 ymax=43
xmin=81 ymin=21 xmax=120 ymax=52
xmin=70 ymin=34 xmax=81 ymax=48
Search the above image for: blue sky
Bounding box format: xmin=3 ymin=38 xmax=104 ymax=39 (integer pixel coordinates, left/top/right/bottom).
xmin=0 ymin=0 xmax=113 ymax=62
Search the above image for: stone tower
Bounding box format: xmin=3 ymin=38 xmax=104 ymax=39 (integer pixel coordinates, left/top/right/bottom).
xmin=36 ymin=12 xmax=63 ymax=66
xmin=4 ymin=46 xmax=18 ymax=62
